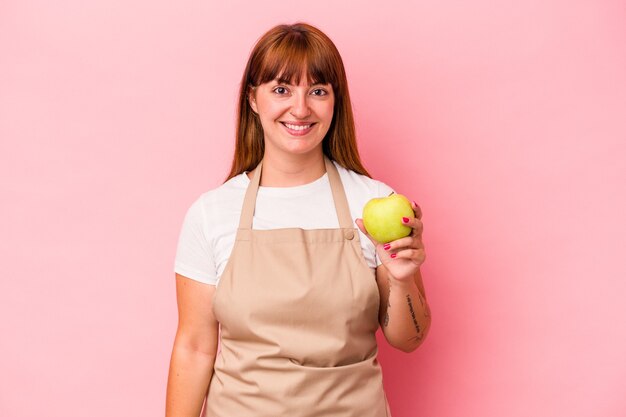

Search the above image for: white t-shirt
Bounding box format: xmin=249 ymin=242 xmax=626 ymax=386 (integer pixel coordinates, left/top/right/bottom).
xmin=174 ymin=160 xmax=395 ymax=287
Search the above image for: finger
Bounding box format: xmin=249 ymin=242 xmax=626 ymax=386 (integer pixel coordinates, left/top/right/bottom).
xmin=382 ymin=235 xmax=423 ymax=252
xmin=411 ymin=200 xmax=423 ymax=220
xmin=355 ymin=218 xmax=380 ymax=246
xmin=389 ymin=248 xmax=426 ymax=264
xmin=401 ymin=216 xmax=423 ymax=236
xmin=383 ymin=236 xmax=415 ymax=253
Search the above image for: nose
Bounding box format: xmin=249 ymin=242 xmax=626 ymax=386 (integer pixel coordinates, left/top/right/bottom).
xmin=290 ymin=91 xmax=311 ymax=119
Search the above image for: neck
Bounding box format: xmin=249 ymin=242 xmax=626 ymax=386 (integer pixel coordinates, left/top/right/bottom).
xmin=249 ymin=149 xmax=327 ymax=187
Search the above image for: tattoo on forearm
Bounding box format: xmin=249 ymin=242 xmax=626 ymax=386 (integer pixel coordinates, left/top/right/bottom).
xmin=408 ymin=334 xmax=423 ymax=342
xmin=384 ymin=282 xmax=391 ymax=327
xmin=417 ymin=290 xmax=430 ymax=318
xmin=406 ymin=294 xmax=422 ymax=338
xmin=383 ymin=281 xmax=391 ymax=327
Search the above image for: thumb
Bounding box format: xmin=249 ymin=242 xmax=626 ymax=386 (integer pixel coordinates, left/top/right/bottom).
xmin=355 ymin=218 xmax=379 ymax=246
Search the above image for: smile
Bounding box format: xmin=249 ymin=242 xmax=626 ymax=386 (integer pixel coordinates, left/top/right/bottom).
xmin=280 ymin=122 xmax=316 ymax=136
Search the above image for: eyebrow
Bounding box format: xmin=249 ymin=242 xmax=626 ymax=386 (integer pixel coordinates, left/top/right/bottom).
xmin=273 ymin=78 xmax=326 ymax=86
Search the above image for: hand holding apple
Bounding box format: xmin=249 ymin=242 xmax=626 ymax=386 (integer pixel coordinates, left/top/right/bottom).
xmin=355 ymin=194 xmax=426 ymax=282
xmin=361 ymin=193 xmax=415 ymax=243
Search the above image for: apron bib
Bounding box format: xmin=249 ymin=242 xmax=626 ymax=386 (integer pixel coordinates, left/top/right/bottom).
xmin=204 ymin=155 xmax=392 ymax=416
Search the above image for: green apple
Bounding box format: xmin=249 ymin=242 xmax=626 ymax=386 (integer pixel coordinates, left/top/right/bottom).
xmin=362 ymin=193 xmax=414 ymax=243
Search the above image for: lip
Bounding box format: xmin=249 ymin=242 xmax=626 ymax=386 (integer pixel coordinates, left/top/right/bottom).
xmin=280 ymin=121 xmax=315 ymax=126
xmin=280 ymin=122 xmax=316 ymax=136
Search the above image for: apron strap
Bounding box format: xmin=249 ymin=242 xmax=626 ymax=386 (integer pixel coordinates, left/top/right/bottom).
xmin=239 ymin=155 xmax=354 ymax=230
xmin=324 ymin=155 xmax=354 ymax=230
xmin=239 ymin=158 xmax=263 ymax=230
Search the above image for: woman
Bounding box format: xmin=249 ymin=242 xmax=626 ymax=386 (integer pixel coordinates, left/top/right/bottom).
xmin=166 ymin=22 xmax=431 ymax=417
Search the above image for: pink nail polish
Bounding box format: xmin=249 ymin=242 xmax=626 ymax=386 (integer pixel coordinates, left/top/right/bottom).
xmin=402 ymin=217 xmax=409 ymax=223
xmin=383 ymin=243 xmax=391 ymax=250
xmin=390 ymin=253 xmax=397 ymax=258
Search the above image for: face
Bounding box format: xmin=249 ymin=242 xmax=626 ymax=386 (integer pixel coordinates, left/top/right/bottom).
xmin=248 ymin=72 xmax=334 ymax=157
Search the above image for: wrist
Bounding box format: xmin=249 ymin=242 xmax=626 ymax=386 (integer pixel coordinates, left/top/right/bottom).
xmin=387 ymin=274 xmax=417 ymax=291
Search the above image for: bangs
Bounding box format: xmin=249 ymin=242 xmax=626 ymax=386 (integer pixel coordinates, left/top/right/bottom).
xmin=251 ymin=33 xmax=336 ymax=87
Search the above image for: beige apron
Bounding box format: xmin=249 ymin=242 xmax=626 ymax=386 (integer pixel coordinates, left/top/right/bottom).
xmin=204 ymin=155 xmax=392 ymax=416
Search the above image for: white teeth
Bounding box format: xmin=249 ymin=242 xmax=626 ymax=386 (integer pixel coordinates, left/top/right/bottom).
xmin=284 ymin=123 xmax=312 ymax=131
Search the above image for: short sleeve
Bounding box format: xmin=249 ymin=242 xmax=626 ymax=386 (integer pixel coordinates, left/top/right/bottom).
xmin=375 ymin=181 xmax=396 ymax=267
xmin=173 ymin=196 xmax=218 ymax=285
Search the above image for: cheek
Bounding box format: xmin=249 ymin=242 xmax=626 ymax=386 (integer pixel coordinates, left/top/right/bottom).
xmin=267 ymin=103 xmax=287 ymax=119
xmin=256 ymin=97 xmax=276 ymax=114
xmin=317 ymin=102 xmax=334 ymax=121
xmin=324 ymin=107 xmax=335 ymax=122
xmin=326 ymin=99 xmax=335 ymax=119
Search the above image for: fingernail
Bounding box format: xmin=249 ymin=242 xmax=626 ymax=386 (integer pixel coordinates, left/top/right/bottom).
xmin=412 ymin=200 xmax=417 ymax=206
xmin=402 ymin=217 xmax=409 ymax=223
xmin=383 ymin=243 xmax=391 ymax=250
xmin=391 ymin=253 xmax=397 ymax=258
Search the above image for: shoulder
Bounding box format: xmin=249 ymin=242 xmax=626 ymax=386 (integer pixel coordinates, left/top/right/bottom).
xmin=184 ymin=173 xmax=248 ymax=223
xmin=333 ymin=161 xmax=394 ymax=268
xmin=333 ymin=161 xmax=395 ymax=199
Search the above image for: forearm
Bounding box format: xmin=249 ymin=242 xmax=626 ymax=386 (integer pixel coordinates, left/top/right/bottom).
xmin=383 ymin=269 xmax=431 ymax=353
xmin=165 ymin=344 xmax=216 ymax=417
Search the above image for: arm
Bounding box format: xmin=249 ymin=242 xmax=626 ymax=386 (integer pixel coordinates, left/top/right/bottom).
xmin=376 ymin=264 xmax=431 ymax=353
xmin=165 ymin=273 xmax=220 ymax=417
xmin=357 ymin=199 xmax=431 ymax=353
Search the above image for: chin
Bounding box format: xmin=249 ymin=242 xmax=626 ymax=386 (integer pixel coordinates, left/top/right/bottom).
xmin=281 ymin=142 xmax=324 ymax=155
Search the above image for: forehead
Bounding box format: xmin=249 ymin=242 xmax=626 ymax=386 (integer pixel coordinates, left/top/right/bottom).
xmin=252 ymin=57 xmax=334 ymax=90
xmin=252 ymin=39 xmax=335 ymax=88
xmin=271 ymin=77 xmax=328 ymax=86
xmin=272 ymin=69 xmax=328 ymax=85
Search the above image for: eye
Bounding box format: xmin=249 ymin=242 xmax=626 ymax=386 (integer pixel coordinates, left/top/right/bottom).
xmin=311 ymin=88 xmax=328 ymax=96
xmin=272 ymin=86 xmax=288 ymax=95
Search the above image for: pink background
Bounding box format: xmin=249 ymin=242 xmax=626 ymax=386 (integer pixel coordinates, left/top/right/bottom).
xmin=1 ymin=1 xmax=625 ymax=416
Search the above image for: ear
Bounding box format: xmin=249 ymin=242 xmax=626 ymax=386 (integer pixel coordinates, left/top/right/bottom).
xmin=248 ymin=87 xmax=258 ymax=114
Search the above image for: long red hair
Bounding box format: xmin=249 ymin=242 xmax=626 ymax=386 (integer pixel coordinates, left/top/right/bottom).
xmin=223 ymin=22 xmax=371 ymax=182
